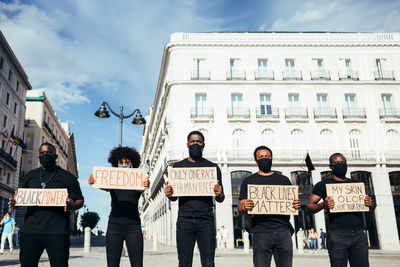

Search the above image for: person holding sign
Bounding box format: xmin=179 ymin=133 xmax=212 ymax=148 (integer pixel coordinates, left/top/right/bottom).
xmin=9 ymin=142 xmax=84 ymax=267
xmin=238 ymin=146 xmax=301 ymax=267
xmin=164 ymin=131 xmax=224 ymax=267
xmin=88 ymin=146 xmax=150 ymax=267
xmin=306 ymin=153 xmax=374 ymax=267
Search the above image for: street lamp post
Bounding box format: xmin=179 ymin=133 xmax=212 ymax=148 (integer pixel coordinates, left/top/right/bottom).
xmin=94 ymin=101 xmax=146 ymax=146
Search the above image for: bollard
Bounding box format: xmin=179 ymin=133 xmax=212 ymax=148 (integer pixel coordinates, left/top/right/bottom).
xmin=152 ymin=232 xmax=157 ymax=251
xmin=84 ymin=227 xmax=91 ymax=253
xmin=297 ymin=234 xmax=304 ymax=254
xmin=243 ymin=231 xmax=250 ymax=254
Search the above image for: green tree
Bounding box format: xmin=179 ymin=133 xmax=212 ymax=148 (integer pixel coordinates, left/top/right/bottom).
xmin=80 ymin=211 xmax=100 ymax=229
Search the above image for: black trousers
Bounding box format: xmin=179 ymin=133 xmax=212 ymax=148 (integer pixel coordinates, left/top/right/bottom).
xmin=327 ymin=230 xmax=369 ymax=267
xmin=106 ymin=223 xmax=143 ymax=267
xmin=176 ymin=216 xmax=216 ymax=267
xmin=19 ymin=233 xmax=70 ymax=267
xmin=252 ymin=230 xmax=293 ymax=267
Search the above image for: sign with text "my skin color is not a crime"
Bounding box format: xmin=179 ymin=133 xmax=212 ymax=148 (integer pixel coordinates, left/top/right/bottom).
xmin=326 ymin=183 xmax=369 ymax=213
xmin=92 ymin=167 xmax=145 ymax=190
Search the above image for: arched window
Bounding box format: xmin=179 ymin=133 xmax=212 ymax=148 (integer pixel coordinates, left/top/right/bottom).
xmin=232 ymin=129 xmax=245 ymax=149
xmin=197 ymin=128 xmax=208 ymax=142
xmin=387 ymin=130 xmax=400 ymax=149
xmin=261 ymin=129 xmax=276 ymax=149
xmin=291 ymin=129 xmax=305 ymax=158
xmin=349 ymin=129 xmax=363 ymax=159
xmin=320 ymin=129 xmax=335 ymax=159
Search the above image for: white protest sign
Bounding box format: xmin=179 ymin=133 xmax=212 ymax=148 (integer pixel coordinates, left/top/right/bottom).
xmin=326 ymin=182 xmax=369 ymax=213
xmin=92 ymin=166 xmax=145 ymax=190
xmin=168 ymin=167 xmax=218 ymax=197
xmin=248 ymin=185 xmax=299 ymax=215
xmin=15 ymin=188 xmax=68 ymax=207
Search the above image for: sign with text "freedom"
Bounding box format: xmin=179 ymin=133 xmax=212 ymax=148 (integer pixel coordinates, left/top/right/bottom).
xmin=326 ymin=183 xmax=369 ymax=213
xmin=248 ymin=185 xmax=299 ymax=215
xmin=15 ymin=188 xmax=68 ymax=207
xmin=168 ymin=167 xmax=218 ymax=197
xmin=92 ymin=167 xmax=145 ymax=190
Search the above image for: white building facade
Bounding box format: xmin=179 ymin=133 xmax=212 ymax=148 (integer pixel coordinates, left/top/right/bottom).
xmin=140 ymin=32 xmax=400 ymax=250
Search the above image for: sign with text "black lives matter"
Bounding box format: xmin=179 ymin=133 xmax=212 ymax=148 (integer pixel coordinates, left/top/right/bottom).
xmin=168 ymin=167 xmax=218 ymax=197
xmin=326 ymin=183 xmax=369 ymax=213
xmin=92 ymin=166 xmax=145 ymax=190
xmin=15 ymin=188 xmax=68 ymax=207
xmin=248 ymin=185 xmax=299 ymax=215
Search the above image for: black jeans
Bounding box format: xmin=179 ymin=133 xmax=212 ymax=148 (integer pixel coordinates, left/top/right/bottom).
xmin=19 ymin=233 xmax=70 ymax=267
xmin=106 ymin=223 xmax=143 ymax=267
xmin=327 ymin=230 xmax=369 ymax=267
xmin=176 ymin=216 xmax=216 ymax=267
xmin=253 ymin=230 xmax=293 ymax=267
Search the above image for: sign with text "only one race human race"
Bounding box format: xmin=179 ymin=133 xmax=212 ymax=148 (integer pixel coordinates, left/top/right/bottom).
xmin=168 ymin=167 xmax=217 ymax=197
xmin=15 ymin=188 xmax=68 ymax=207
xmin=248 ymin=185 xmax=299 ymax=215
xmin=326 ymin=182 xmax=369 ymax=213
xmin=92 ymin=167 xmax=145 ymax=190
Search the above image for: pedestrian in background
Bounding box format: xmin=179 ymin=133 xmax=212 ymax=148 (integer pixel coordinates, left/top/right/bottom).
xmin=0 ymin=212 xmax=15 ymax=254
xmin=320 ymin=228 xmax=326 ymax=250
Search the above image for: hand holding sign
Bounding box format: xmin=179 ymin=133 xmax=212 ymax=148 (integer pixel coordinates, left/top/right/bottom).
xmin=213 ymin=180 xmax=223 ymax=197
xmin=292 ymin=198 xmax=301 ymax=210
xmin=164 ymin=181 xmax=174 ymax=198
xmin=242 ymin=199 xmax=255 ymax=212
xmin=324 ymin=196 xmax=335 ymax=210
xmin=364 ymin=195 xmax=373 ymax=208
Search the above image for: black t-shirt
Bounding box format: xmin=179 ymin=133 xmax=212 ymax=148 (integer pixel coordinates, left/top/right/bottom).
xmin=239 ymin=172 xmax=294 ymax=233
xmin=20 ymin=166 xmax=84 ymax=235
xmin=108 ymin=189 xmax=142 ymax=225
xmin=173 ymin=158 xmax=223 ymax=219
xmin=312 ymin=178 xmax=364 ymax=231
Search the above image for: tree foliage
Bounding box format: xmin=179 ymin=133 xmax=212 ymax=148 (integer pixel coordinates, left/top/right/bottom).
xmin=80 ymin=211 xmax=100 ymax=229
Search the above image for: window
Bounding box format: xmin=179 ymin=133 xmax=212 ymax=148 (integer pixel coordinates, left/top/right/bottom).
xmin=345 ymin=59 xmax=352 ymax=75
xmin=3 ymin=115 xmax=7 ymax=128
xmin=317 ymin=94 xmax=328 ymax=112
xmin=192 ymin=59 xmax=206 ymax=79
xmin=13 ymin=102 xmax=18 ymax=115
xmin=195 ymin=94 xmax=207 ymax=115
xmin=285 ymin=59 xmax=295 ymax=69
xmin=8 ymin=70 xmax=13 ymax=82
xmin=0 ymin=57 xmax=3 ymax=70
xmin=232 ymin=129 xmax=245 ymax=149
xmin=291 ymin=129 xmax=305 ymax=158
xmin=261 ymin=129 xmax=276 ymax=149
xmin=9 ymin=146 xmax=12 ymax=155
xmin=381 ymin=94 xmax=394 ymax=115
xmin=349 ymin=129 xmax=363 ymax=159
xmin=16 ymin=81 xmax=19 ymax=92
xmin=320 ymin=129 xmax=335 ymax=158
xmin=6 ymin=173 xmax=10 ymax=184
xmin=1 ymin=140 xmax=4 ymax=149
xmin=376 ymin=59 xmax=384 ymax=76
xmin=345 ymin=94 xmax=357 ymax=115
xmin=231 ymin=171 xmax=252 ymax=204
xmin=231 ymin=94 xmax=243 ymax=114
xmin=260 ymin=94 xmax=272 ymax=115
xmin=6 ymin=92 xmax=10 ymax=106
xmin=387 ymin=130 xmax=400 ymax=150
xmin=258 ymin=59 xmax=268 ymax=70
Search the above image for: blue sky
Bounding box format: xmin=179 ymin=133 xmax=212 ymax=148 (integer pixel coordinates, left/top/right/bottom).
xmin=0 ymin=0 xmax=399 ymax=230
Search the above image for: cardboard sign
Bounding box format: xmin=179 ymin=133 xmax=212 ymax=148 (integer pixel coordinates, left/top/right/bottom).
xmin=92 ymin=166 xmax=145 ymax=190
xmin=15 ymin=188 xmax=68 ymax=207
xmin=326 ymin=183 xmax=369 ymax=213
xmin=168 ymin=167 xmax=218 ymax=197
xmin=248 ymin=185 xmax=299 ymax=215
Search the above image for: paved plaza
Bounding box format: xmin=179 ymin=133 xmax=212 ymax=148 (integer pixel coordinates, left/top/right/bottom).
xmin=0 ymin=236 xmax=399 ymax=266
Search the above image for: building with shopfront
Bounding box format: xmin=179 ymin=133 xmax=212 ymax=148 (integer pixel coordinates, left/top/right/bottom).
xmin=140 ymin=32 xmax=400 ymax=250
xmin=0 ymin=31 xmax=31 ymax=219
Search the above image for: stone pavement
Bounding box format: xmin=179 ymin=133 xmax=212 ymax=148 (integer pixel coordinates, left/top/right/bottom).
xmin=1 ymin=235 xmax=399 ymax=266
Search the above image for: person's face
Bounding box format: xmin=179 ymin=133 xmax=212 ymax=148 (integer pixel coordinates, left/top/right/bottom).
xmin=118 ymin=158 xmax=132 ymax=167
xmin=255 ymin=149 xmax=272 ymax=161
xmin=329 ymin=155 xmax=347 ymax=169
xmin=187 ymin=134 xmax=204 ymax=148
xmin=38 ymin=145 xmax=55 ymax=157
xmin=5 ymin=213 xmax=10 ymax=218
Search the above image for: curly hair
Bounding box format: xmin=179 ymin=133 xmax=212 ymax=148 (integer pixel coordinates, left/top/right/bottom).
xmin=107 ymin=146 xmax=141 ymax=168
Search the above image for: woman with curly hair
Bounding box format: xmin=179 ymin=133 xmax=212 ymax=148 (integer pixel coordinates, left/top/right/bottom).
xmin=89 ymin=146 xmax=150 ymax=267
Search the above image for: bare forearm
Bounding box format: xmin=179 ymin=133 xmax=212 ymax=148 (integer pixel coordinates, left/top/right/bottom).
xmin=306 ymin=202 xmax=325 ymax=213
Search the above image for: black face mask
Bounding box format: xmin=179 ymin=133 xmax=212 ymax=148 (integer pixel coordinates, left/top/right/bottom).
xmin=331 ymin=163 xmax=347 ymax=178
xmin=188 ymin=144 xmax=203 ymax=160
xmin=39 ymin=154 xmax=57 ymax=169
xmin=257 ymin=158 xmax=272 ymax=173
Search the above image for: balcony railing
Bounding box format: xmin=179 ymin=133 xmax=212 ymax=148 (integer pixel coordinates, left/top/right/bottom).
xmin=254 ymin=70 xmax=274 ymax=80
xmin=385 ymin=151 xmax=400 ymax=161
xmin=191 ymin=70 xmax=210 ymax=80
xmin=256 ymin=107 xmax=279 ymax=119
xmin=314 ymin=107 xmax=337 ymax=119
xmin=310 ymin=70 xmax=331 ymax=80
xmin=282 ymin=69 xmax=302 ymax=80
xmin=343 ymin=108 xmax=366 ymax=119
xmin=0 ymin=148 xmax=17 ymax=168
xmin=284 ymin=107 xmax=308 ymax=119
xmin=338 ymin=71 xmax=359 ymax=80
xmin=227 ymin=107 xmax=250 ymax=119
xmin=226 ymin=150 xmax=254 ymax=161
xmin=190 ymin=108 xmax=214 ymax=119
xmin=226 ymin=70 xmax=246 ymax=80
xmin=43 ymin=121 xmax=52 ymax=135
xmin=374 ymin=70 xmax=395 ymax=80
xmin=343 ymin=150 xmax=376 ymax=161
xmin=378 ymin=108 xmax=400 ymax=119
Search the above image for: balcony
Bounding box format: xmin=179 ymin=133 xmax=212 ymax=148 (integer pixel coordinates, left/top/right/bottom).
xmin=310 ymin=70 xmax=331 ymax=80
xmin=191 ymin=70 xmax=210 ymax=80
xmin=43 ymin=121 xmax=52 ymax=135
xmin=0 ymin=148 xmax=17 ymax=169
xmin=254 ymin=70 xmax=274 ymax=80
xmin=255 ymin=107 xmax=279 ymax=120
xmin=227 ymin=107 xmax=250 ymax=120
xmin=313 ymin=107 xmax=337 ymax=119
xmin=282 ymin=69 xmax=302 ymax=80
xmin=379 ymin=108 xmax=400 ymax=120
xmin=284 ymin=107 xmax=308 ymax=119
xmin=226 ymin=70 xmax=246 ymax=80
xmin=343 ymin=150 xmax=376 ymax=162
xmin=226 ymin=150 xmax=253 ymax=161
xmin=374 ymin=70 xmax=395 ymax=80
xmin=338 ymin=71 xmax=359 ymax=80
xmin=190 ymin=107 xmax=214 ymax=121
xmin=343 ymin=108 xmax=366 ymax=119
xmin=385 ymin=151 xmax=400 ymax=162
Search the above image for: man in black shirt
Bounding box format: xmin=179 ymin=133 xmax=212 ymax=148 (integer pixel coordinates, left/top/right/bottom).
xmin=9 ymin=142 xmax=84 ymax=267
xmin=306 ymin=153 xmax=373 ymax=267
xmin=238 ymin=146 xmax=301 ymax=267
xmin=164 ymin=131 xmax=224 ymax=267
